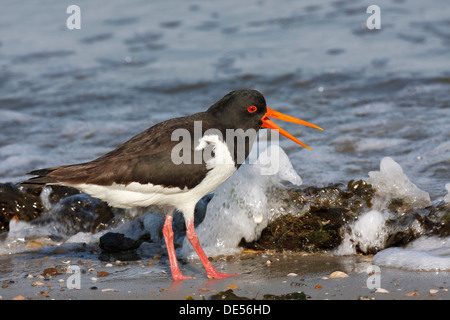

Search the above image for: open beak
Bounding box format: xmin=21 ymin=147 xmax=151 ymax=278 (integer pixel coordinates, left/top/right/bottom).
xmin=261 ymin=107 xmax=323 ymax=150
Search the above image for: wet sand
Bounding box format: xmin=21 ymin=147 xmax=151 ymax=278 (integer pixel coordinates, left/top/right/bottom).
xmin=0 ymin=250 xmax=448 ymax=301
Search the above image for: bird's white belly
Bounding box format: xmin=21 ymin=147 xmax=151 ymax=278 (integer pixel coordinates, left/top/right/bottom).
xmin=71 ymin=135 xmax=236 ymax=221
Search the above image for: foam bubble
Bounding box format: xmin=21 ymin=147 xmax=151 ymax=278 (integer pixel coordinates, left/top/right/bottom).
xmin=0 ymin=219 xmax=62 ymax=255
xmin=334 ymin=210 xmax=390 ymax=255
xmin=366 ymin=157 xmax=431 ymax=208
xmin=373 ymin=236 xmax=450 ymax=271
xmin=66 ymin=231 xmax=102 ymax=244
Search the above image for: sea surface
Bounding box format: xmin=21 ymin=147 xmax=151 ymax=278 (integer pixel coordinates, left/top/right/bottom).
xmin=0 ymin=0 xmax=449 ymax=271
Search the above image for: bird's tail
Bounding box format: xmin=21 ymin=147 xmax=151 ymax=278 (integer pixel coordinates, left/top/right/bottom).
xmin=21 ymin=168 xmax=59 ymax=188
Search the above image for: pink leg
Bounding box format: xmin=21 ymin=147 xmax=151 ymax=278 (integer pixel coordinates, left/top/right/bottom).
xmin=162 ymin=213 xmax=193 ymax=281
xmin=185 ymin=220 xmax=239 ymax=280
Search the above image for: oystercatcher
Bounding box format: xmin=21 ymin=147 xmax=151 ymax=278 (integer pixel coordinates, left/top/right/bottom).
xmin=22 ymin=89 xmax=322 ymax=280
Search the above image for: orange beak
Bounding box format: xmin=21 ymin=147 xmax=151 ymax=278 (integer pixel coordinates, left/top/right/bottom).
xmin=261 ymin=107 xmax=323 ymax=150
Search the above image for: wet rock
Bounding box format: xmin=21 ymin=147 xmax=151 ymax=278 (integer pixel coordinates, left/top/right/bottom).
xmin=45 ymin=185 xmax=82 ymax=207
xmin=244 ymin=212 xmax=342 ymax=252
xmin=98 ymin=232 xmax=143 ymax=261
xmin=243 ymin=179 xmax=448 ymax=254
xmin=0 ymin=183 xmax=44 ymax=233
xmin=424 ymin=201 xmax=450 ymax=237
xmin=263 ymin=292 xmax=308 ymax=300
xmin=243 ymin=180 xmax=375 ymax=252
xmin=99 ymin=232 xmax=141 ymax=252
xmin=0 ymin=184 xmax=115 ymax=235
xmin=369 ymin=201 xmax=449 ymax=252
xmin=31 ymin=193 xmax=115 ymax=236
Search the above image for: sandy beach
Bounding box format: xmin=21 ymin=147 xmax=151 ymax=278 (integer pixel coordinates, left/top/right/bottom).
xmin=1 ymin=249 xmax=448 ymax=301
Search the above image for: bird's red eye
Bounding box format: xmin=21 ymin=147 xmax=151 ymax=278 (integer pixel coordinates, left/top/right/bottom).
xmin=247 ymin=106 xmax=257 ymax=113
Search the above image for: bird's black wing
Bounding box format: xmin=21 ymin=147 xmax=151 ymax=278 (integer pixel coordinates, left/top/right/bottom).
xmin=22 ymin=113 xmax=212 ymax=190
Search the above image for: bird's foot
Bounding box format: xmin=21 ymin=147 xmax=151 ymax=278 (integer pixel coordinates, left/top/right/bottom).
xmin=206 ymin=269 xmax=240 ymax=280
xmin=171 ymin=272 xmax=194 ymax=281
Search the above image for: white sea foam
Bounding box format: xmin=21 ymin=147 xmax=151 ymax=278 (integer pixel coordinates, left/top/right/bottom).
xmin=366 ymin=157 xmax=431 ymax=209
xmin=66 ymin=231 xmax=103 ymax=244
xmin=0 ymin=219 xmax=61 ymax=255
xmin=334 ymin=210 xmax=390 ymax=255
xmin=373 ymin=236 xmax=450 ymax=271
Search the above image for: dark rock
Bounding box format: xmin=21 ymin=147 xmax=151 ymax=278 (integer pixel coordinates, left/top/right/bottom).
xmin=46 ymin=185 xmax=82 ymax=206
xmin=0 ymin=183 xmax=44 ymax=233
xmin=245 ymin=212 xmax=343 ymax=252
xmin=243 ymin=180 xmax=375 ymax=252
xmin=98 ymin=232 xmax=143 ymax=261
xmin=361 ymin=201 xmax=449 ymax=253
xmin=1 ymin=183 xmax=114 ymax=235
xmin=99 ymin=232 xmax=141 ymax=253
xmin=31 ymin=193 xmax=115 ymax=236
xmin=208 ymin=289 xmax=308 ymax=300
xmin=243 ymin=179 xmax=448 ymax=254
xmin=263 ymin=292 xmax=308 ymax=300
xmin=424 ymin=201 xmax=450 ymax=237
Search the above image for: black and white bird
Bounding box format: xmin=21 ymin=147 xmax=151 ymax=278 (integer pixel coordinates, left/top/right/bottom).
xmin=22 ymin=89 xmax=322 ymax=280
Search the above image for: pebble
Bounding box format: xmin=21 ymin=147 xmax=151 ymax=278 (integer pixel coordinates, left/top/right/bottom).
xmin=329 ymin=271 xmax=348 ymax=279
xmin=42 ymin=267 xmax=59 ymax=277
xmin=97 ymin=271 xmax=110 ymax=277
xmin=105 ymin=263 xmax=113 ymax=268
xmin=429 ymin=289 xmax=438 ymax=294
xmin=101 ymin=288 xmax=116 ymax=292
xmin=287 ymin=273 xmax=298 ymax=277
xmin=225 ymin=284 xmax=239 ymax=290
xmin=32 ymin=281 xmax=44 ymax=287
xmin=375 ymin=288 xmax=389 ymax=294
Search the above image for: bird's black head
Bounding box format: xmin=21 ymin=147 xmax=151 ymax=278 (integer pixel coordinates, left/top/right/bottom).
xmin=207 ymin=89 xmax=267 ymax=132
xmin=207 ymin=89 xmax=323 ymax=150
